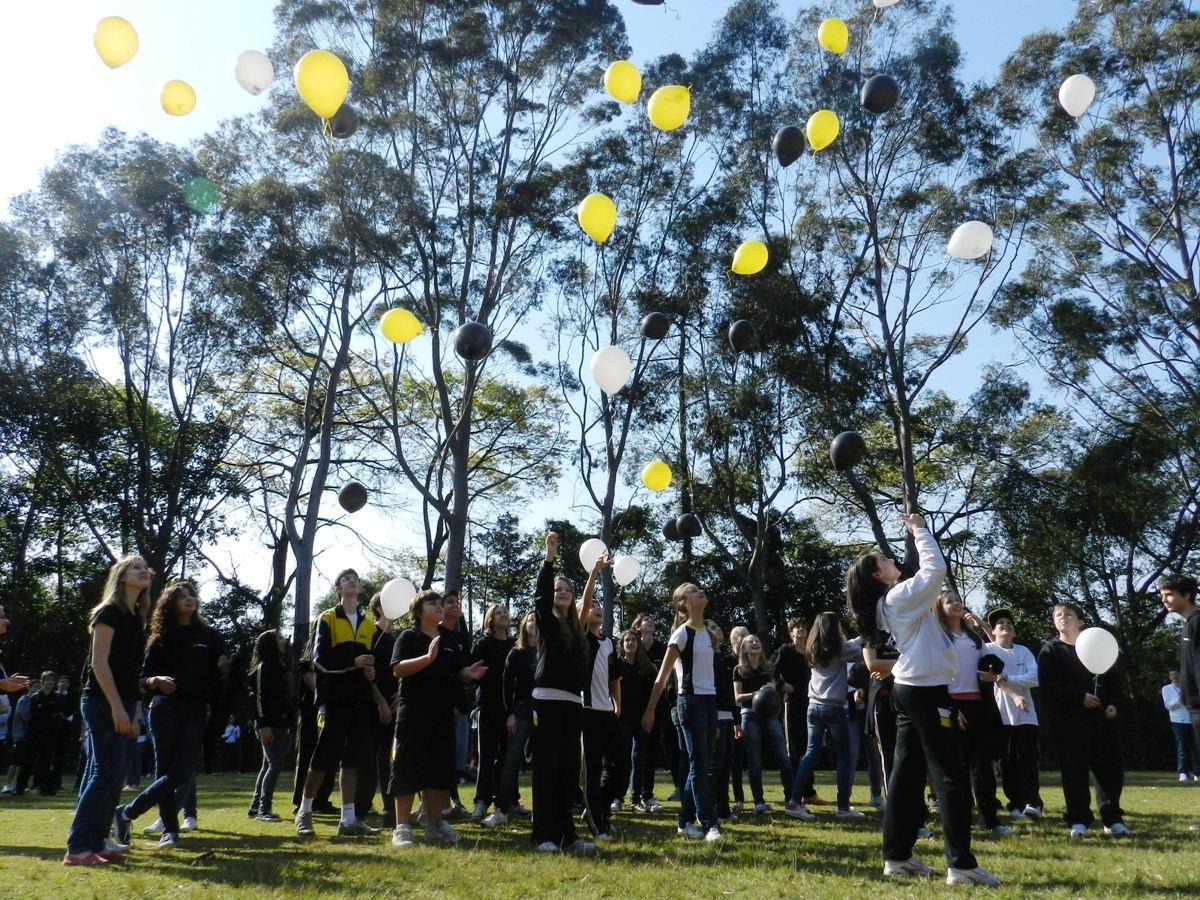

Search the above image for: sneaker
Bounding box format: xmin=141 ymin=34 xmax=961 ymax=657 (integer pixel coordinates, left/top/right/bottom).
xmin=869 ymin=795 xmax=884 ymax=810
xmin=534 ymin=840 xmax=560 ymax=853
xmin=142 ymin=818 xmax=165 ymax=835
xmin=426 ymin=819 xmax=461 ymax=846
xmin=630 ymin=800 xmax=646 ymax=812
xmin=482 ymin=810 xmax=508 ymax=828
xmin=61 ymin=852 xmax=110 ymax=867
xmin=990 ymin=825 xmax=1013 ymax=836
xmin=257 ymin=811 xmax=282 ymax=823
xmin=677 ymin=823 xmax=705 ymax=840
xmin=594 ymin=831 xmax=616 ymax=843
xmin=565 ymin=838 xmax=596 ymax=854
xmin=157 ymin=832 xmax=178 ymax=849
xmin=1068 ymin=823 xmax=1087 ymax=838
xmin=783 ymin=801 xmax=815 ymax=821
xmin=415 ymin=806 xmax=428 ymax=826
xmin=295 ymin=812 xmax=315 ymax=837
xmin=391 ymin=823 xmax=414 ymax=848
xmin=667 ymin=790 xmax=681 ymax=801
xmin=113 ymin=805 xmax=132 ymax=845
xmin=883 ymin=857 xmax=936 ymax=878
xmin=181 ymin=816 xmax=199 ymax=833
xmin=470 ymin=802 xmax=489 ymax=821
xmin=96 ymin=846 xmax=127 ymax=864
xmin=511 ymin=803 xmax=531 ymax=818
xmin=1103 ymin=822 xmax=1131 ymax=837
xmin=753 ymin=802 xmax=767 ymax=815
xmin=1181 ymin=773 xmax=1190 ymax=783
xmin=1008 ymin=808 xmax=1025 ymax=821
xmin=731 ymin=802 xmax=744 ymax=814
xmin=916 ymin=826 xmax=934 ymax=840
xmin=1193 ymin=775 xmax=1199 ymax=783
xmin=644 ymin=799 xmax=664 ymax=814
xmin=1022 ymin=805 xmax=1042 ymax=820
xmin=446 ymin=800 xmax=467 ymax=819
xmin=836 ymin=808 xmax=866 ymax=821
xmin=338 ymin=819 xmax=380 ymax=836
xmin=247 ymin=807 xmax=260 ymax=819
xmin=104 ymin=835 xmax=130 ymax=854
xmin=704 ymin=826 xmax=723 ymax=843
xmin=946 ymin=867 xmax=1000 ymax=887
xmin=610 ymin=799 xmax=621 ymax=814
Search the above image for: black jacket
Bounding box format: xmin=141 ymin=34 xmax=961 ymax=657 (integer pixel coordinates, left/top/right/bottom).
xmin=1180 ymin=607 xmax=1200 ymax=710
xmin=533 ymin=560 xmax=588 ymax=695
xmin=254 ymin=658 xmax=291 ymax=729
xmin=1037 ymin=637 xmax=1125 ymax=719
xmin=141 ymin=623 xmax=227 ymax=704
xmin=503 ymin=646 xmax=535 ymax=715
xmin=472 ymin=634 xmax=516 ymax=711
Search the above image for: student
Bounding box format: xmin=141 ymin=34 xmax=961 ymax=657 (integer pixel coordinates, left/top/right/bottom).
xmin=470 ymin=603 xmax=516 ymax=821
xmin=0 ymin=605 xmax=31 ymax=795
xmin=389 ymin=589 xmax=488 ymax=849
xmin=933 ymin=592 xmax=1009 ymax=836
xmin=438 ymin=589 xmax=472 ymax=817
xmin=1159 ymin=573 xmax=1200 ymax=832
xmin=358 ymin=594 xmax=397 ymax=825
xmin=483 ymin=611 xmax=537 ymax=828
xmin=8 ymin=682 xmax=35 ymax=795
xmin=772 ymin=618 xmax=815 ymax=797
xmin=115 ymin=581 xmax=230 ymax=849
xmin=984 ymin=609 xmax=1044 ymax=817
xmin=249 ymin=629 xmax=292 ymax=822
xmin=65 ymin=555 xmax=152 ymax=867
xmin=26 ymin=670 xmax=65 ymax=795
xmin=707 ymin=620 xmax=737 ymax=822
xmin=611 ymin=628 xmax=653 ymax=815
xmin=734 ymin=634 xmax=793 ymax=814
xmin=295 ymin=568 xmax=389 ymax=839
xmin=630 ymin=614 xmax=668 ymax=813
xmin=1037 ymin=602 xmax=1128 ymax=838
xmin=53 ymin=674 xmax=77 ymax=794
xmin=727 ymin=625 xmax=749 ymax=813
xmin=642 ymin=582 xmax=723 ymax=844
xmin=783 ymin=613 xmax=863 ymax=821
xmin=530 ymin=532 xmax=595 ymax=854
xmin=1162 ymin=671 xmax=1198 ymax=781
xmin=580 ymin=556 xmax=621 ymax=840
xmin=290 ymin=631 xmax=333 ymax=814
xmin=846 ymin=514 xmax=999 ymax=887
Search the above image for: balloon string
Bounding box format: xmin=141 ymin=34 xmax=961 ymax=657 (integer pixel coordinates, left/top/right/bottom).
xmin=322 ymin=118 xmax=331 ymax=138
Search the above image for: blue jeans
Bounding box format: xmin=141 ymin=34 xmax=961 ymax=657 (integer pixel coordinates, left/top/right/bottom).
xmin=712 ymin=718 xmax=735 ymax=817
xmin=126 ymin=697 xmax=206 ymax=834
xmin=1171 ymin=722 xmax=1198 ymax=775
xmin=790 ymin=702 xmax=853 ymax=810
xmin=740 ymin=709 xmax=793 ymax=803
xmin=67 ymin=696 xmax=135 ymax=855
xmin=676 ymin=694 xmax=717 ymax=831
xmin=627 ymin=723 xmax=654 ymax=802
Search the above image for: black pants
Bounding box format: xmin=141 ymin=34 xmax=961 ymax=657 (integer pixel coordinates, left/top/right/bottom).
xmin=473 ymin=704 xmax=508 ymax=808
xmin=953 ymin=697 xmax=1000 ymax=829
xmin=354 ymin=719 xmax=391 ymax=818
xmin=784 ymin=697 xmax=815 ymax=799
xmin=712 ymin=718 xmax=734 ymax=817
xmin=28 ymin=728 xmax=58 ymax=793
xmin=1056 ymin=713 xmax=1123 ymax=827
xmin=884 ymin=684 xmax=977 ymax=871
xmin=1000 ymin=724 xmax=1042 ymax=811
xmin=582 ymin=709 xmax=622 ymax=836
xmin=292 ymin=704 xmax=334 ymax=808
xmin=532 ymin=699 xmax=582 ymax=847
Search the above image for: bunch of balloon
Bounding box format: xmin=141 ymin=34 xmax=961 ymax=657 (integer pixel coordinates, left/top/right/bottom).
xmin=294 ymin=49 xmax=351 ymax=134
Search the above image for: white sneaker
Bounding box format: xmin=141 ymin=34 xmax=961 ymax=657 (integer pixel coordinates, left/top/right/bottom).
xmin=470 ymin=802 xmax=488 ymax=821
xmin=565 ymin=838 xmax=596 ymax=854
xmin=704 ymin=826 xmax=723 ymax=843
xmin=181 ymin=816 xmax=198 ymax=833
xmin=1193 ymin=775 xmax=1199 ymax=783
xmin=391 ymin=823 xmax=414 ymax=848
xmin=677 ymin=823 xmax=704 ymax=840
xmin=481 ymin=810 xmax=508 ymax=828
xmin=1180 ymin=773 xmax=1190 ymax=782
xmin=1022 ymin=805 xmax=1042 ymax=820
xmin=426 ymin=819 xmax=461 ymax=846
xmin=534 ymin=840 xmax=560 ymax=853
xmin=883 ymin=857 xmax=936 ymax=878
xmin=836 ymin=808 xmax=866 ymax=821
xmin=990 ymin=825 xmax=1014 ymax=836
xmin=156 ymin=832 xmax=178 ymax=849
xmin=1068 ymin=823 xmax=1087 ymax=838
xmin=1103 ymin=822 xmax=1131 ymax=837
xmin=610 ymin=799 xmax=621 ymax=814
xmin=783 ymin=801 xmax=814 ymax=821
xmin=644 ymin=799 xmax=664 ymax=813
xmin=142 ymin=818 xmax=165 ymax=836
xmin=104 ymin=836 xmax=130 ymax=854
xmin=946 ymin=867 xmax=1000 ymax=887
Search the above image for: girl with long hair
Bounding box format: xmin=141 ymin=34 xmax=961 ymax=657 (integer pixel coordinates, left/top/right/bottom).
xmin=470 ymin=602 xmax=515 ymax=822
xmin=115 ymin=580 xmax=229 ymax=850
xmin=483 ymin=611 xmax=538 ymax=828
xmin=65 ymin=555 xmax=152 ymax=866
xmin=614 ymin=628 xmax=655 ymax=814
xmin=845 ymin=514 xmax=998 ymax=887
xmin=734 ymin=635 xmax=792 ymax=814
xmin=580 ymin=557 xmax=621 ymax=840
xmin=249 ymin=629 xmax=290 ymax=822
xmin=630 ymin=613 xmax=670 ymax=813
xmin=707 ymin=620 xmax=737 ymax=822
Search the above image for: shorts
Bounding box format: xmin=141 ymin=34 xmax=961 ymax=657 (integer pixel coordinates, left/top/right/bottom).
xmin=389 ymin=703 xmax=455 ymax=796
xmin=309 ymin=701 xmax=373 ymax=773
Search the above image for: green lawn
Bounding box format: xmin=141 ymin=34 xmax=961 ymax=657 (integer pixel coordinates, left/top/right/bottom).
xmin=1 ymin=772 xmax=1197 ymax=897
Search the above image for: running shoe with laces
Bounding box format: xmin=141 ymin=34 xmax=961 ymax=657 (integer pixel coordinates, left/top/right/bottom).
xmin=338 ymin=818 xmax=380 ymax=836
xmin=1022 ymin=805 xmax=1042 ymax=820
xmin=61 ymin=852 xmax=109 ymax=867
xmin=783 ymin=801 xmax=815 ymax=821
xmin=112 ymin=805 xmax=132 ymax=845
xmin=104 ymin=834 xmax=130 ymax=854
xmin=142 ymin=818 xmax=165 ymax=836
xmin=883 ymin=857 xmax=936 ymax=878
xmin=391 ymin=823 xmax=414 ymax=848
xmin=426 ymin=819 xmax=461 ymax=846
xmin=482 ymin=810 xmax=508 ymax=828
xmin=181 ymin=816 xmax=199 ymax=833
xmin=565 ymin=838 xmax=596 ymax=854
xmin=1103 ymin=822 xmax=1131 ymax=837
xmin=946 ymin=867 xmax=1001 ymax=887
xmin=704 ymin=827 xmax=723 ymax=843
xmin=157 ymin=832 xmax=178 ymax=849
xmin=470 ymin=802 xmax=488 ymax=821
xmin=836 ymin=807 xmax=866 ymax=821
xmin=257 ymin=810 xmax=282 ymax=823
xmin=677 ymin=823 xmax=705 ymax=840
xmin=534 ymin=840 xmax=560 ymax=853
xmin=644 ymin=799 xmax=664 ymax=813
xmin=295 ymin=811 xmax=315 ymax=837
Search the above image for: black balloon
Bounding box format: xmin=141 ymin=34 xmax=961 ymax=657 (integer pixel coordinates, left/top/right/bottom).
xmin=453 ymin=321 xmax=493 ymax=361
xmin=728 ymin=319 xmax=757 ymax=354
xmin=330 ymin=104 xmax=359 ymax=138
xmin=830 ymin=430 xmax=868 ymax=472
xmin=860 ymin=75 xmax=900 ymax=115
xmin=752 ymin=685 xmax=782 ymax=719
xmin=772 ymin=125 xmax=805 ymax=167
xmin=630 ymin=0 xmax=665 ymax=4
xmin=338 ymin=481 xmax=368 ymax=513
xmin=641 ymin=312 xmax=670 ymax=341
xmin=662 ymin=518 xmax=681 ymax=541
xmin=675 ymin=513 xmax=702 ymax=538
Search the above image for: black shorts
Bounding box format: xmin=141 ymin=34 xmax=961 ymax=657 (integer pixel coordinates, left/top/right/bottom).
xmin=389 ymin=702 xmax=455 ymax=796
xmin=310 ymin=701 xmax=373 ymax=773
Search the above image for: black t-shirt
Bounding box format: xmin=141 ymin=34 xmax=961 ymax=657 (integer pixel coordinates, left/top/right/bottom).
xmin=141 ymin=622 xmax=227 ymax=702
xmin=771 ymin=644 xmax=811 ymax=701
xmin=503 ymin=646 xmax=535 ymax=713
xmin=472 ymin=634 xmax=516 ymax=711
xmin=373 ymin=630 xmax=398 ymax=701
xmin=83 ymin=603 xmax=145 ymax=706
xmin=734 ymin=666 xmax=774 ymax=709
xmin=616 ymin=659 xmax=653 ymax=727
xmin=392 ymin=627 xmax=457 ymax=720
xmin=439 ymin=622 xmax=470 ymax=712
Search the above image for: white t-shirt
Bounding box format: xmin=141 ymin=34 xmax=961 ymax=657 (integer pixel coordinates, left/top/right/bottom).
xmin=670 ymin=623 xmax=716 ymax=696
xmin=984 ymin=642 xmax=1039 ymax=727
xmin=1163 ymin=682 xmax=1191 ymax=725
xmin=949 ymin=632 xmax=982 ymax=695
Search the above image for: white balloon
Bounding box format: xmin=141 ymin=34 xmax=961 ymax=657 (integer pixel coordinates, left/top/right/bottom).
xmin=947 ymin=220 xmax=994 ymax=260
xmin=235 ymin=50 xmax=275 ymax=96
xmin=1075 ymin=626 xmax=1119 ymax=676
xmin=379 ymin=577 xmax=417 ymax=620
xmin=613 ymin=554 xmax=641 ymax=587
xmin=589 ymin=345 xmax=632 ymax=395
xmin=1058 ymin=74 xmax=1096 ymax=119
xmin=578 ymin=537 xmax=608 ymax=572
xmin=873 ymin=0 xmax=901 ymax=7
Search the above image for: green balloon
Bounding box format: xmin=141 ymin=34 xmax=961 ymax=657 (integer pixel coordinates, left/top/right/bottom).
xmin=183 ymin=177 xmax=219 ymax=215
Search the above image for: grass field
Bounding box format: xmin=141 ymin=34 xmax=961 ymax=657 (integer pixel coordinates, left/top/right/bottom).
xmin=1 ymin=771 xmax=1198 ymax=898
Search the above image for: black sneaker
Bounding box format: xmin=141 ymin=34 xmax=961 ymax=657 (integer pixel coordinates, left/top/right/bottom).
xmin=257 ymin=810 xmax=282 ymax=823
xmin=113 ymin=805 xmax=132 ymax=845
xmin=247 ymin=807 xmax=260 ymax=819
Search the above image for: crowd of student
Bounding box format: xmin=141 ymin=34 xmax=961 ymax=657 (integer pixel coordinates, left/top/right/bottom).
xmin=0 ymin=516 xmax=1197 ymax=888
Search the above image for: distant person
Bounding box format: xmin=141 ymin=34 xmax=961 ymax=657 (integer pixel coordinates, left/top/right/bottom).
xmin=249 ymin=629 xmax=292 ymax=822
xmin=26 ymin=670 xmax=65 ymax=795
xmin=1161 ymin=670 xmax=1197 ymax=782
xmin=482 ymin=611 xmax=537 ymax=828
xmin=984 ymin=609 xmax=1043 ymax=818
xmin=470 ymin=603 xmax=515 ymax=822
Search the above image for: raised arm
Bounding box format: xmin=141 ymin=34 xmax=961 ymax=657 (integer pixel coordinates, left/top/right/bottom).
xmin=535 ymin=533 xmax=558 ymax=629
xmin=882 ymin=517 xmax=946 ymax=618
xmin=579 ymin=554 xmax=611 ymax=627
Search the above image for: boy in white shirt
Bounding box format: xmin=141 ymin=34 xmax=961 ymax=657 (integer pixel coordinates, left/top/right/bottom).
xmin=1162 ymin=671 xmax=1199 ymax=782
xmin=984 ymin=609 xmax=1043 ymax=820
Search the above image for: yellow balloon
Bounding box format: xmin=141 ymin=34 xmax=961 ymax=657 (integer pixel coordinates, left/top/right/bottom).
xmin=818 ymin=18 xmax=849 ymax=56
xmin=647 ymin=85 xmax=691 ymax=132
xmin=732 ymin=240 xmax=768 ymax=275
xmin=806 ymin=109 xmax=840 ymax=152
xmin=94 ymin=16 xmax=139 ymax=69
xmin=604 ymin=60 xmax=642 ymax=104
xmin=577 ymin=193 xmax=617 ymax=244
xmin=641 ymin=460 xmax=672 ymax=493
xmin=161 ymin=81 xmax=196 ymax=117
xmin=294 ymin=49 xmax=350 ymax=120
xmin=380 ymin=308 xmax=423 ymax=344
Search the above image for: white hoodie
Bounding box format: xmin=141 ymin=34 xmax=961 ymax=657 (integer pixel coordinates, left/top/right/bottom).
xmin=876 ymin=528 xmax=955 ymax=687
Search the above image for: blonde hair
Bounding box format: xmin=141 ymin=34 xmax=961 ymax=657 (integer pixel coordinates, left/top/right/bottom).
xmin=671 ymin=583 xmax=697 ymax=628
xmin=729 ymin=625 xmax=750 ymax=651
xmin=90 ymin=555 xmax=152 ymax=626
xmin=735 ymin=633 xmax=773 ymax=677
xmin=483 ymin=603 xmax=510 ymax=639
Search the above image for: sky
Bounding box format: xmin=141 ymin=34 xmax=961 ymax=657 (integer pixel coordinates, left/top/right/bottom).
xmin=1 ymin=0 xmax=1080 ymax=617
